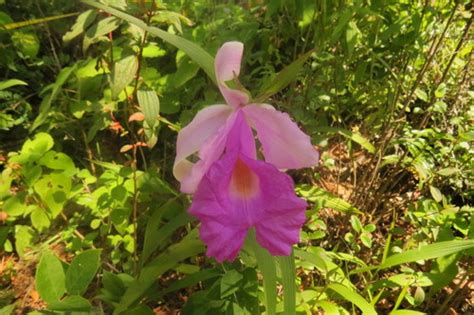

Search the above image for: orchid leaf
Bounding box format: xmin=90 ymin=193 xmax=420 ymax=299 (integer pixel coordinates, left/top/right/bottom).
xmin=278 ymin=253 xmax=297 ymax=315
xmin=81 ymin=0 xmax=216 ymax=84
xmin=254 ymin=49 xmax=314 ymax=103
xmin=250 ymin=231 xmax=277 ymax=315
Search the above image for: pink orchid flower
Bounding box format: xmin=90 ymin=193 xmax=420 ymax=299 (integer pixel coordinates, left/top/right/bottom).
xmin=189 ymin=110 xmax=307 ymax=262
xmin=174 ymin=41 xmax=319 ymax=193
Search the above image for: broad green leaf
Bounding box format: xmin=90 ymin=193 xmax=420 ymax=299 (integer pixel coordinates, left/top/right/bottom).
xmin=137 ymin=89 xmax=160 ymax=128
xmin=250 ymin=231 xmax=277 ymax=315
xmin=35 ymin=250 xmax=66 ymax=304
xmin=221 ymin=269 xmax=244 ymax=298
xmin=429 ymin=185 xmax=442 ymax=202
xmin=14 ymin=225 xmax=35 ymax=258
xmin=0 ymin=12 xmax=78 ymax=30
xmin=83 ymin=16 xmax=121 ymax=51
xmin=115 ymin=232 xmax=205 ymax=313
xmin=327 ymin=283 xmax=377 ymax=315
xmin=350 ymin=215 xmax=363 ymax=233
xmin=111 ymin=55 xmax=138 ymax=99
xmin=33 ymin=173 xmax=71 ymax=218
xmin=434 ymin=83 xmax=446 ymax=98
xmin=11 ymin=31 xmax=39 ymax=58
xmin=278 ymin=253 xmax=297 ymax=315
xmin=314 ymin=127 xmax=375 ymax=153
xmin=66 ymin=249 xmax=102 ymax=295
xmin=63 ymin=9 xmax=97 ymax=43
xmin=254 ymin=49 xmax=314 ymax=103
xmin=414 ymin=88 xmax=428 ymax=102
xmin=39 ymin=151 xmax=76 ymax=175
xmin=48 ymin=295 xmax=91 ymax=311
xmin=31 ymin=65 xmax=78 ymax=131
xmin=169 ymin=55 xmax=200 ymax=88
xmin=0 ymin=79 xmax=27 ymax=91
xmin=82 ymin=0 xmax=216 ymax=84
xmin=30 ymin=207 xmax=50 ymax=232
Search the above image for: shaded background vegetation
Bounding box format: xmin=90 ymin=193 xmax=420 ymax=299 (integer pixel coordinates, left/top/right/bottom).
xmin=0 ymin=0 xmax=472 ymax=314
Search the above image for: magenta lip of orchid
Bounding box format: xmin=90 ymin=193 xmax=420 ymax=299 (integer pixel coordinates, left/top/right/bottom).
xmin=173 ymin=41 xmax=319 ymax=194
xmin=173 ymin=41 xmax=319 ymax=261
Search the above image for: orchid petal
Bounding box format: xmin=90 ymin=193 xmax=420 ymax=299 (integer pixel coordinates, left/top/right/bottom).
xmin=243 ymin=104 xmax=319 ymax=169
xmin=215 ymin=41 xmax=249 ymax=108
xmin=173 ymin=104 xmax=232 ymax=182
xmin=189 ymin=111 xmax=306 ymax=262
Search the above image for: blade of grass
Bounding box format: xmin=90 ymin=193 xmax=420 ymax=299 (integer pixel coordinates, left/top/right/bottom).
xmin=327 ymin=283 xmax=377 ymax=315
xmin=0 ymin=12 xmax=78 ymax=30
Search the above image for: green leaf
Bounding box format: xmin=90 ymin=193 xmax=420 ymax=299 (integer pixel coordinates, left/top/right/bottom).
xmin=33 ymin=173 xmax=71 ymax=218
xmin=0 ymin=304 xmax=15 ymax=315
xmin=350 ymin=215 xmax=363 ymax=233
xmin=360 ymin=232 xmax=373 ymax=248
xmin=82 ymin=0 xmax=216 ymax=84
xmin=429 ymin=185 xmax=442 ymax=202
xmin=111 ymin=55 xmax=138 ymax=99
xmin=115 ymin=232 xmax=205 ymax=313
xmin=0 ymin=12 xmax=78 ymax=31
xmin=39 ymin=151 xmax=76 ymax=175
xmin=414 ymin=88 xmax=429 ymax=102
xmin=220 ymin=269 xmax=244 ymax=298
xmin=314 ymin=127 xmax=375 ymax=153
xmin=15 ymin=225 xmax=36 ymax=258
xmin=156 ymin=269 xmax=221 ymax=298
xmin=298 ymin=185 xmax=362 ymax=214
xmin=63 ymin=9 xmax=97 ymax=43
xmin=30 ymin=207 xmax=50 ymax=232
xmin=83 ymin=16 xmax=121 ymax=51
xmin=434 ymin=83 xmax=446 ymax=98
xmin=390 ymin=310 xmax=427 ymax=315
xmin=48 ymin=295 xmax=91 ymax=311
xmin=250 ymin=230 xmax=276 ymax=315
xmin=66 ymin=249 xmax=102 ymax=295
xmin=137 ymin=89 xmax=160 ymax=128
xmin=254 ymin=49 xmax=314 ymax=103
xmin=0 ymin=79 xmax=28 ymax=91
xmin=380 ymin=240 xmax=474 ymax=270
xmin=141 ymin=207 xmax=192 ymax=265
xmin=31 ymin=65 xmax=77 ymax=131
xmin=11 ymin=31 xmax=39 ymax=58
xmin=35 ymin=250 xmax=66 ymax=304
xmin=353 ymin=240 xmax=474 ymax=273
xmin=327 ymin=283 xmax=377 ymax=315
xmin=278 ymin=253 xmax=297 ymax=315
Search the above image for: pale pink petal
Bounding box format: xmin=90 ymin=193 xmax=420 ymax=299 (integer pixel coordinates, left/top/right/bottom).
xmin=180 ymin=110 xmax=241 ymax=193
xmin=189 ymin=111 xmax=306 ymax=261
xmin=243 ymin=104 xmax=319 ymax=169
xmin=173 ymin=104 xmax=232 ymax=182
xmin=215 ymin=41 xmax=249 ymax=108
